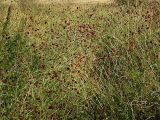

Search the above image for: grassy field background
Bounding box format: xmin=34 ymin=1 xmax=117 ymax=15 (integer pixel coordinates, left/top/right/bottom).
xmin=37 ymin=0 xmax=113 ymax=3
xmin=1 ymin=0 xmax=114 ymax=4
xmin=0 ymin=0 xmax=160 ymax=119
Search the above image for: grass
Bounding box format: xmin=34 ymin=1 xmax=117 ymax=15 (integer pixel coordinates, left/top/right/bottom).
xmin=0 ymin=0 xmax=160 ymax=119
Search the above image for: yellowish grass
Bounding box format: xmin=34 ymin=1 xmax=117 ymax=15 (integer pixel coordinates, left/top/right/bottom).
xmin=36 ymin=0 xmax=114 ymax=4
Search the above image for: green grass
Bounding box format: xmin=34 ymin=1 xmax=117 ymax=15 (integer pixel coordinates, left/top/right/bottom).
xmin=0 ymin=1 xmax=160 ymax=120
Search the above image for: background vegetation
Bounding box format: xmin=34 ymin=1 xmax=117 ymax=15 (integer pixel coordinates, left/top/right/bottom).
xmin=0 ymin=0 xmax=160 ymax=119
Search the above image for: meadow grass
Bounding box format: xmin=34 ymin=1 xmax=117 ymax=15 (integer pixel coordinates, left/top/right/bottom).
xmin=0 ymin=0 xmax=160 ymax=120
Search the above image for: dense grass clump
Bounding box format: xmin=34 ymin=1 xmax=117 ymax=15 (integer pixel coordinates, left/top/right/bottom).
xmin=115 ymin=0 xmax=143 ymax=6
xmin=116 ymin=0 xmax=160 ymax=6
xmin=0 ymin=0 xmax=160 ymax=119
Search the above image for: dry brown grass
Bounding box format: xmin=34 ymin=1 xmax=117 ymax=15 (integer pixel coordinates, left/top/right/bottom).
xmin=36 ymin=0 xmax=114 ymax=4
